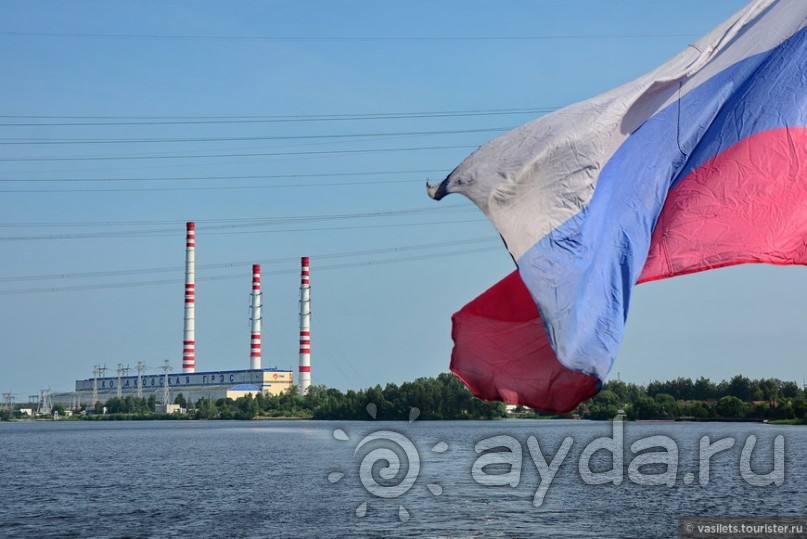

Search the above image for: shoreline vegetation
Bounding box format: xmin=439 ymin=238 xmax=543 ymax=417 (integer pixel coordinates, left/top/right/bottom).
xmin=2 ymin=373 xmax=806 ymax=424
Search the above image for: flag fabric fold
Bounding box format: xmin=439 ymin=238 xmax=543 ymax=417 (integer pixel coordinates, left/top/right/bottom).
xmin=430 ymin=0 xmax=807 ymax=413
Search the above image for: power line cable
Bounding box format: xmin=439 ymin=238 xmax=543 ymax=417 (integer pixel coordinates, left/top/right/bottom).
xmin=0 ymin=178 xmax=424 ymax=193
xmin=0 ymin=107 xmax=555 ymax=126
xmin=0 ymin=217 xmax=484 ymax=241
xmin=0 ymin=204 xmax=471 ymax=229
xmin=0 ymin=127 xmax=510 ymax=145
xmin=0 ymin=144 xmax=475 ymax=162
xmin=198 ymin=219 xmax=487 ymax=238
xmin=0 ymin=245 xmax=502 ymax=295
xmin=0 ymin=237 xmax=498 ymax=282
xmin=0 ymin=169 xmax=445 ymax=183
xmin=0 ymin=31 xmax=700 ymax=43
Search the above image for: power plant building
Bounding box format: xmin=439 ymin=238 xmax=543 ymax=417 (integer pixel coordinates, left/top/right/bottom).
xmin=50 ymin=222 xmax=310 ymax=410
xmin=69 ymin=368 xmax=293 ymax=406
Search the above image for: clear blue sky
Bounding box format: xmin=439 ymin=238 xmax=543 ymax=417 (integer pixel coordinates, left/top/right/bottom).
xmin=2 ymin=0 xmax=804 ymax=400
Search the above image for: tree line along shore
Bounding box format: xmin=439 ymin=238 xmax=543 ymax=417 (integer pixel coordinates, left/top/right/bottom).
xmin=2 ymin=373 xmax=806 ymax=423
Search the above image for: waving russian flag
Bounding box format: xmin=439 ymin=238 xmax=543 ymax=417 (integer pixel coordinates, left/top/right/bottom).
xmin=429 ymin=0 xmax=807 ymax=413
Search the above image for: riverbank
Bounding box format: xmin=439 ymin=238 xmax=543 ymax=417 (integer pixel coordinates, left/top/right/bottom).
xmin=5 ymin=373 xmax=806 ymax=424
xmin=5 ymin=413 xmax=805 ymax=424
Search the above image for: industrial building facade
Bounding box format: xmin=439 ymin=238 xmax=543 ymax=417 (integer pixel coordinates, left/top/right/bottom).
xmin=51 ymin=368 xmax=294 ymax=410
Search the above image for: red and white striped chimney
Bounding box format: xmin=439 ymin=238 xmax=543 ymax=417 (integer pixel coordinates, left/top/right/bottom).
xmin=182 ymin=222 xmax=196 ymax=373
xmin=298 ymin=256 xmax=311 ymax=394
xmin=249 ymin=264 xmax=262 ymax=370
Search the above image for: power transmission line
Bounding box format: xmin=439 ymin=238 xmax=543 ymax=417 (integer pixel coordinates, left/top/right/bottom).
xmin=0 ymin=144 xmax=475 ymax=162
xmin=0 ymin=205 xmax=473 ymax=232
xmin=0 ymin=107 xmax=554 ymax=127
xmin=0 ymin=178 xmax=424 ymax=194
xmin=0 ymin=217 xmax=485 ymax=241
xmin=0 ymin=169 xmax=444 ymax=183
xmin=0 ymin=30 xmax=699 ymax=43
xmin=0 ymin=237 xmax=499 ymax=283
xmin=0 ymin=245 xmax=502 ymax=296
xmin=0 ymin=127 xmax=511 ymax=145
xmin=0 ymin=179 xmax=420 ymax=193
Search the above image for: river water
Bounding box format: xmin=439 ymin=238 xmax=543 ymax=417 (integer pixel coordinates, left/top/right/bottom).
xmin=0 ymin=419 xmax=804 ymax=538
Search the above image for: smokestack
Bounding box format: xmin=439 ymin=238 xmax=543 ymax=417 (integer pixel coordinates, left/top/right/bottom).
xmin=298 ymin=256 xmax=311 ymax=394
xmin=182 ymin=222 xmax=196 ymax=373
xmin=250 ymin=264 xmax=262 ymax=370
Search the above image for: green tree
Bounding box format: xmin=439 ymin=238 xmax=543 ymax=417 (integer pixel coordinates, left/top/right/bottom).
xmin=781 ymin=381 xmax=800 ymax=399
xmin=587 ymin=403 xmax=619 ymax=420
xmin=255 ymin=391 xmax=265 ymax=411
xmin=654 ymin=393 xmax=679 ymax=418
xmin=792 ymin=398 xmax=807 ymax=420
xmin=632 ymin=396 xmax=659 ymax=420
xmin=716 ymin=396 xmax=745 ymax=418
xmin=602 ymin=380 xmax=642 ymax=403
xmin=757 ymin=378 xmax=781 ymax=402
xmin=687 ymin=401 xmax=713 ymax=418
xmin=194 ymin=397 xmax=218 ymax=419
xmin=749 ymin=402 xmax=769 ymax=419
xmin=726 ymin=375 xmax=753 ymax=401
xmin=693 ymin=377 xmax=719 ymax=401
